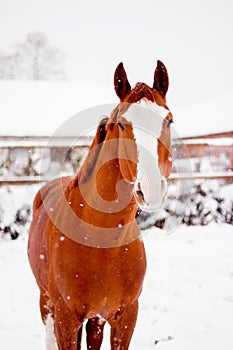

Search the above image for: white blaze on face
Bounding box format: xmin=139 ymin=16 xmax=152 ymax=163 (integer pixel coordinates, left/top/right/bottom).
xmin=124 ymin=99 xmax=169 ymax=212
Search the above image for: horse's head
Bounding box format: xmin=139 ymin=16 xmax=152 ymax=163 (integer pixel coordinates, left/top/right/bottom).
xmin=114 ymin=61 xmax=173 ymax=212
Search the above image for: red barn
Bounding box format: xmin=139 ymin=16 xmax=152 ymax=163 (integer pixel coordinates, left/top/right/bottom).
xmin=171 ymin=132 xmax=233 ymax=183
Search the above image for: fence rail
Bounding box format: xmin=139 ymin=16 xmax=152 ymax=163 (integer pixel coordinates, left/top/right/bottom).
xmin=0 ymin=172 xmax=232 ymax=186
xmin=0 ymin=135 xmax=232 ymax=185
xmin=0 ymin=136 xmax=92 ymax=148
xmin=0 ymin=176 xmax=54 ymax=186
xmin=168 ymin=172 xmax=233 ymax=181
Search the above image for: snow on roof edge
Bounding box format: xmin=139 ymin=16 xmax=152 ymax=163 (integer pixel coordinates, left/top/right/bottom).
xmin=172 ymin=93 xmax=233 ymax=138
xmin=0 ymin=81 xmax=116 ymax=137
xmin=0 ymin=81 xmax=232 ymax=138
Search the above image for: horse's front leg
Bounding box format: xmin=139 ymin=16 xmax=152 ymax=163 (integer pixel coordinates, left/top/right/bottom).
xmin=86 ymin=317 xmax=106 ymax=349
xmin=109 ymin=300 xmax=138 ymax=350
xmin=53 ymin=302 xmax=82 ymax=350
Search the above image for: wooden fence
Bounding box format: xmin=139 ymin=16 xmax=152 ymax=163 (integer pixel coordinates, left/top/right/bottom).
xmin=0 ymin=135 xmax=232 ymax=186
xmin=0 ymin=173 xmax=233 ymax=186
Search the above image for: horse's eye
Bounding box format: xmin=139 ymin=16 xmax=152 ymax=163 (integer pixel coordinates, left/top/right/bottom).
xmin=167 ymin=120 xmax=173 ymax=128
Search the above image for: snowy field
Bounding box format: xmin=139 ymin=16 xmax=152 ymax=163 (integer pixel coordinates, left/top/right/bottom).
xmin=1 ymin=223 xmax=233 ymax=349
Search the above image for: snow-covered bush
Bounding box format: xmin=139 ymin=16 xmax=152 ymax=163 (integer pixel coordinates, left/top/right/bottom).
xmin=181 ymin=182 xmax=233 ymax=226
xmin=0 ymin=205 xmax=31 ymax=240
xmin=0 ymin=180 xmax=232 ymax=240
xmin=0 ymin=185 xmax=38 ymax=240
xmin=137 ymin=180 xmax=233 ymax=231
xmin=0 ymin=146 xmax=88 ymax=178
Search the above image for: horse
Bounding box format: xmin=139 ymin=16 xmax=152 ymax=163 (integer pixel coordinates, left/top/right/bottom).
xmin=28 ymin=60 xmax=173 ymax=349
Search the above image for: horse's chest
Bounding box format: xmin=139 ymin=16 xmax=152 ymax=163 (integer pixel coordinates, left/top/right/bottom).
xmin=50 ymin=241 xmax=146 ymax=311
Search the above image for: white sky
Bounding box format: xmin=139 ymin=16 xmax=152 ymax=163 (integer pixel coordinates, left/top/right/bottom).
xmin=0 ymin=0 xmax=233 ymax=109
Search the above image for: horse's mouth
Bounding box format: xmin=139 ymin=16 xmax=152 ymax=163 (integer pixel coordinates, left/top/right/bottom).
xmin=134 ymin=181 xmax=168 ymax=213
xmin=135 ymin=189 xmax=145 ymax=204
xmin=134 ymin=182 xmax=147 ymax=207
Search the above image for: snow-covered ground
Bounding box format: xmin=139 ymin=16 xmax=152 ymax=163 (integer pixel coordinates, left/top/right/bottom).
xmin=1 ymin=223 xmax=233 ymax=349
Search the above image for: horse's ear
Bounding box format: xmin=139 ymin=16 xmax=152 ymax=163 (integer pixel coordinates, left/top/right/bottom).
xmin=114 ymin=62 xmax=131 ymax=101
xmin=153 ymin=60 xmax=169 ymax=97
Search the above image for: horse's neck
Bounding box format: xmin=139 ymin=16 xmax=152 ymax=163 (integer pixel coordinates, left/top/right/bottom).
xmin=68 ymin=120 xmax=138 ymax=227
xmin=61 ymin=120 xmax=140 ymax=246
xmin=63 ymin=157 xmax=139 ymax=247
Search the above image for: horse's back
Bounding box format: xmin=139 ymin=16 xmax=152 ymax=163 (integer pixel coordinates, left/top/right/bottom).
xmin=28 ymin=176 xmax=71 ymax=291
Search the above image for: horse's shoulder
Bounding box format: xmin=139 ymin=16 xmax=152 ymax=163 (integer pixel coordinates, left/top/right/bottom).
xmin=33 ymin=176 xmax=72 ymax=212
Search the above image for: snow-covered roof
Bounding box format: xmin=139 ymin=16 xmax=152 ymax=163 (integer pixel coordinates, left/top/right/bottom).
xmin=173 ymin=94 xmax=233 ymax=138
xmin=0 ymin=81 xmax=232 ymax=138
xmin=0 ymin=81 xmax=115 ymax=137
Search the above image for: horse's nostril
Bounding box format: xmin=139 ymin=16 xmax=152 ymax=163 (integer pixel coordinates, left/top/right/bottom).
xmin=136 ymin=190 xmax=145 ymax=202
xmin=136 ymin=182 xmax=145 ymax=202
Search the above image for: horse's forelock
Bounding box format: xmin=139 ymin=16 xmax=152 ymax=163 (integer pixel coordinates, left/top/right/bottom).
xmin=124 ymin=83 xmax=156 ymax=104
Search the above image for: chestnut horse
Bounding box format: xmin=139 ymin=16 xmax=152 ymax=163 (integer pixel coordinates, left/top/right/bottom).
xmin=28 ymin=60 xmax=173 ymax=349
